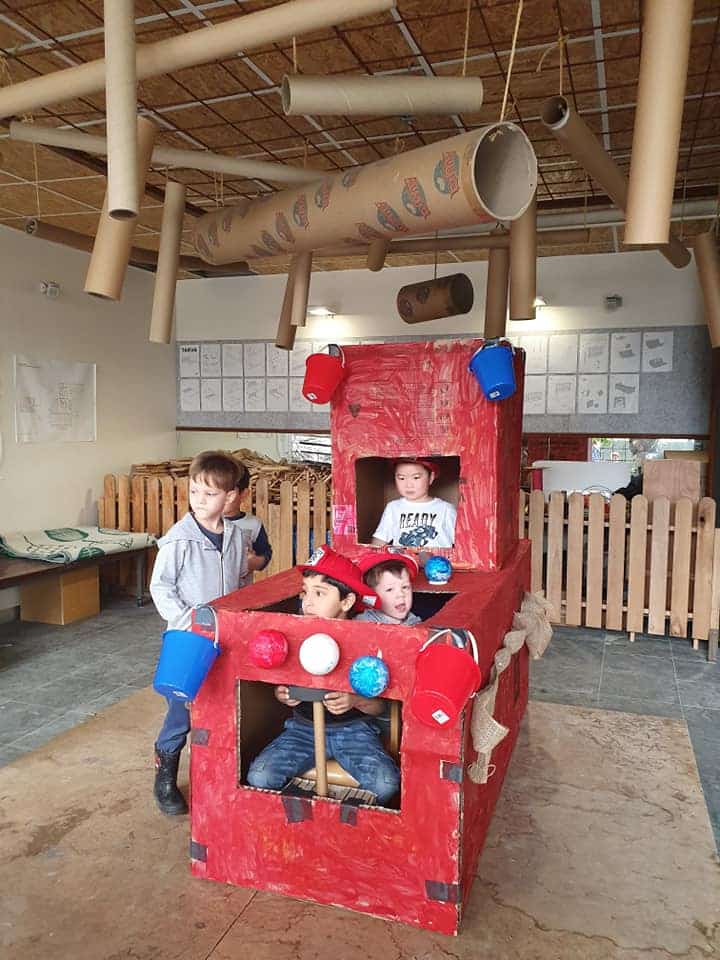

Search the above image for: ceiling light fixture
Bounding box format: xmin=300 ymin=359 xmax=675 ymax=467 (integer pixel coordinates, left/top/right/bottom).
xmin=533 ymin=295 xmax=547 ymax=308
xmin=307 ymin=305 xmax=335 ymax=318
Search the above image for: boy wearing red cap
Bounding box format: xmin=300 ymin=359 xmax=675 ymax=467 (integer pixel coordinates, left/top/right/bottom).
xmin=246 ymin=545 xmax=400 ymax=804
xmin=372 ymin=458 xmax=457 ymax=550
xmin=356 ymin=551 xmax=422 ymax=626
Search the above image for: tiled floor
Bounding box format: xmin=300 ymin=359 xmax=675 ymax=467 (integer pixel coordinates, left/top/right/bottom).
xmin=0 ymin=604 xmax=718 ymax=850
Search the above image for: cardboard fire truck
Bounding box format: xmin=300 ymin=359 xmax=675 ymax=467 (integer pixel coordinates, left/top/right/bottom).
xmin=187 ymin=339 xmax=529 ymax=935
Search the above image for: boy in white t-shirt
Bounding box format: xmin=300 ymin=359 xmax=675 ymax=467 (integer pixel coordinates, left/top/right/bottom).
xmin=371 ymin=458 xmax=457 ymax=550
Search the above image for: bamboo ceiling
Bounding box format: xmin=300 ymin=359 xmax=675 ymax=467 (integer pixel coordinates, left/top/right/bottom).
xmin=0 ymin=0 xmax=717 ymax=275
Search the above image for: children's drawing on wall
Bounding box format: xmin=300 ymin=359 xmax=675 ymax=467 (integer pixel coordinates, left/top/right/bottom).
xmin=200 ymin=378 xmax=221 ymax=412
xmin=523 ymin=374 xmax=546 ymax=415
xmin=266 ymin=345 xmax=289 ymax=378
xmin=200 ymin=343 xmax=222 ymax=378
xmin=548 ymin=334 xmax=578 ymax=374
xmin=547 ymin=374 xmax=576 ymax=414
xmin=519 ymin=334 xmax=547 ymax=374
xmin=180 ymin=378 xmax=200 ymax=411
xmin=642 ymin=331 xmax=673 ymax=372
xmin=244 ymin=342 xmax=266 ymax=377
xmin=179 ymin=343 xmax=200 ymax=377
xmin=222 ymin=378 xmax=244 ymax=411
xmin=609 ymin=374 xmax=640 ymax=414
xmin=579 ymin=332 xmax=610 ymax=373
xmin=577 ymin=374 xmax=608 ymax=414
xmin=267 ymin=378 xmax=289 ymax=411
xmin=244 ymin=377 xmax=266 ymax=412
xmin=221 ymin=343 xmax=244 ymax=377
xmin=610 ymin=332 xmax=641 ymax=372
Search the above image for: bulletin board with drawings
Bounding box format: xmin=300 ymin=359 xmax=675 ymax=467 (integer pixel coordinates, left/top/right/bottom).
xmin=516 ymin=325 xmax=711 ymax=435
xmin=176 ymin=326 xmax=710 ymax=435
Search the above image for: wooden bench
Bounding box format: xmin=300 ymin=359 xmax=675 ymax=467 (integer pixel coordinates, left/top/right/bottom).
xmin=0 ymin=547 xmax=150 ymax=625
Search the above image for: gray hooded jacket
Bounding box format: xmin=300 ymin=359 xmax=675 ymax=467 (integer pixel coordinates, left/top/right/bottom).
xmin=354 ymin=607 xmax=422 ymax=626
xmin=150 ymin=512 xmax=250 ymax=631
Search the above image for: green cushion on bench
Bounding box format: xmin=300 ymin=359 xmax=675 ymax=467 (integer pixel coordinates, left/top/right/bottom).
xmin=0 ymin=526 xmax=156 ymax=564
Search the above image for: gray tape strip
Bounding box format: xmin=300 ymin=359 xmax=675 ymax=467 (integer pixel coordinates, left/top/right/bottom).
xmin=440 ymin=761 xmax=463 ymax=783
xmin=191 ymin=728 xmax=210 ymax=746
xmin=190 ymin=841 xmax=207 ymax=862
xmin=425 ymin=880 xmax=461 ymax=903
xmin=282 ymin=796 xmax=313 ymax=823
xmin=339 ymin=805 xmax=358 ymax=826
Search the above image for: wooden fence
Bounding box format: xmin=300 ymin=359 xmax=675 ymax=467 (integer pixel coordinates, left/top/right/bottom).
xmin=519 ymin=491 xmax=720 ymax=652
xmin=99 ymin=476 xmax=719 ymax=652
xmin=98 ymin=473 xmax=331 ymax=580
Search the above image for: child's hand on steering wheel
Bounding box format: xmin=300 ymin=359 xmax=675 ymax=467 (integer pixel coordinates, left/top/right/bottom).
xmin=274 ymin=685 xmax=301 ymax=707
xmin=323 ymin=691 xmax=358 ymax=715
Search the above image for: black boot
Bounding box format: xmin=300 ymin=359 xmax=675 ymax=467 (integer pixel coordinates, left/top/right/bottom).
xmin=154 ymin=750 xmax=188 ymax=815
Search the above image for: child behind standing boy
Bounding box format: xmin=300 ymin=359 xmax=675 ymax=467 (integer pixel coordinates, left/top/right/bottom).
xmin=371 ymin=458 xmax=457 ymax=550
xmin=246 ymin=545 xmax=400 ymax=805
xmin=150 ymin=451 xmax=249 ymax=816
xmin=223 ymin=458 xmax=273 ymax=584
xmin=355 ymin=551 xmax=422 ymax=626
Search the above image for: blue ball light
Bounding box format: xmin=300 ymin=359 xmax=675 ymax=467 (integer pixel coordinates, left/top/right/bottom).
xmin=349 ymin=655 xmax=390 ymax=698
xmin=424 ymin=555 xmax=453 ymax=584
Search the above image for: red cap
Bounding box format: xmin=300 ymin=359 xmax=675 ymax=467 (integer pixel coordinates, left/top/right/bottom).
xmin=356 ymin=550 xmax=419 ymax=582
xmin=393 ymin=458 xmax=438 ymax=477
xmin=298 ymin=545 xmax=379 ymax=612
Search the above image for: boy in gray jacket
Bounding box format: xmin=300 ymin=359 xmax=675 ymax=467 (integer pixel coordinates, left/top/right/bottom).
xmin=355 ymin=551 xmax=422 ymax=626
xmin=150 ymin=451 xmax=249 ymax=815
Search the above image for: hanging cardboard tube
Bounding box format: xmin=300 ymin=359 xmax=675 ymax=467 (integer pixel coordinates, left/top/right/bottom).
xmin=290 ymin=251 xmax=313 ymax=327
xmin=149 ymin=181 xmax=186 ymax=344
xmin=541 ymin=95 xmax=691 ymax=269
xmin=104 ymin=0 xmax=138 ymax=220
xmin=282 ymin=74 xmax=484 ymax=117
xmin=10 ymin=120 xmax=320 ymax=186
xmin=194 ymin=123 xmax=537 ymax=264
xmin=397 ymin=273 xmax=474 ymax=324
xmin=0 ymin=0 xmax=396 ymax=120
xmin=275 ymin=262 xmax=298 ymax=350
xmin=694 ymin=232 xmax=720 ymax=349
xmin=367 ymin=238 xmax=389 ymax=271
xmin=624 ymin=0 xmax=693 ymax=245
xmin=509 ymin=193 xmax=536 ymax=321
xmin=484 ymin=246 xmax=510 ymax=339
xmin=23 ymin=218 xmax=253 ymax=275
xmin=84 ymin=116 xmax=158 ymax=300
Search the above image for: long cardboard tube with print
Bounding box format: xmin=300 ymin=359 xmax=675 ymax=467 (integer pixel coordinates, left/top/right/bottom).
xmin=282 ymin=74 xmax=483 ymax=117
xmin=84 ymin=116 xmax=158 ymax=300
xmin=484 ymin=246 xmax=510 ymax=339
xmin=0 ymin=0 xmax=396 ymax=120
xmin=541 ymin=95 xmax=690 ymax=269
xmin=509 ymin=193 xmax=536 ymax=321
xmin=694 ymin=232 xmax=720 ymax=349
xmin=397 ymin=273 xmax=474 ymax=324
xmin=149 ymin=181 xmax=186 ymax=344
xmin=194 ymin=123 xmax=537 ymax=264
xmin=624 ymin=0 xmax=693 ymax=245
xmin=104 ymin=0 xmax=138 ymax=220
xmin=10 ymin=120 xmax=320 ymax=187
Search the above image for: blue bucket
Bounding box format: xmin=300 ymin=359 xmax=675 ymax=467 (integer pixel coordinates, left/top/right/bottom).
xmin=153 ymin=629 xmax=220 ymax=701
xmin=468 ymin=340 xmax=516 ymax=401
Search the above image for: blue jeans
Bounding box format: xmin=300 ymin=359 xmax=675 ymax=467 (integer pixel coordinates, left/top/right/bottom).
xmin=246 ymin=716 xmax=400 ymax=804
xmin=155 ymin=696 xmax=190 ymax=755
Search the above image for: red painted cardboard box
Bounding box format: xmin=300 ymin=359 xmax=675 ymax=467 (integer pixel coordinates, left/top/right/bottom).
xmin=188 ymin=339 xmax=529 ymax=934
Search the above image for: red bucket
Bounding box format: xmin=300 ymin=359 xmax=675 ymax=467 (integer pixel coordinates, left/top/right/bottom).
xmin=302 ymin=344 xmax=346 ymax=404
xmin=410 ymin=629 xmax=481 ymax=728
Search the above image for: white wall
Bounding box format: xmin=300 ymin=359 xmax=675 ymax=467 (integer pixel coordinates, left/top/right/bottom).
xmin=0 ymin=226 xmax=177 ymax=609
xmin=176 ymin=430 xmax=292 ymax=460
xmin=176 ymin=249 xmax=705 ymax=341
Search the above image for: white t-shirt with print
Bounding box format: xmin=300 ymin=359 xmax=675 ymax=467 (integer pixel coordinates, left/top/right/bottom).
xmin=372 ymin=497 xmax=457 ymax=549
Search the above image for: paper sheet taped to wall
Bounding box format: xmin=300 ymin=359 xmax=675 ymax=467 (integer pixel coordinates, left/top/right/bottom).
xmin=14 ymin=355 xmax=96 ymax=443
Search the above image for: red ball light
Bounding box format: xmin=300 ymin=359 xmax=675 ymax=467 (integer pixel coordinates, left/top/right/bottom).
xmin=249 ymin=629 xmax=289 ymax=668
